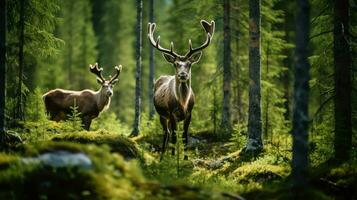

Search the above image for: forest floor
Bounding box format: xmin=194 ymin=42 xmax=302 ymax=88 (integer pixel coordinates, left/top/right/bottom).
xmin=0 ymin=121 xmax=356 ymax=199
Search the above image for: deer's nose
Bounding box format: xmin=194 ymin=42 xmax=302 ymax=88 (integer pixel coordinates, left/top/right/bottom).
xmin=107 ymin=91 xmax=113 ymax=96
xmin=178 ymin=72 xmax=188 ymax=79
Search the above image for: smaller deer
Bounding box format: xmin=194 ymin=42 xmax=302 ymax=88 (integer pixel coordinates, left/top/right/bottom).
xmin=148 ymin=20 xmax=215 ymax=160
xmin=43 ymin=63 xmax=122 ymax=130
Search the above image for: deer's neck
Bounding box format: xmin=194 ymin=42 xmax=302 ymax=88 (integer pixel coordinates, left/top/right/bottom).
xmin=95 ymin=89 xmax=111 ymax=112
xmin=174 ymin=77 xmax=192 ymax=111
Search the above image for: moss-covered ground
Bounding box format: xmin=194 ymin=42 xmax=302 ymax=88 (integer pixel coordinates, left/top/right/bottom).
xmin=0 ymin=117 xmax=356 ymax=199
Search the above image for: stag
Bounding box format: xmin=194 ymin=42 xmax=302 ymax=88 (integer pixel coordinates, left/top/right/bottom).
xmin=148 ymin=20 xmax=215 ymax=160
xmin=43 ymin=63 xmax=122 ymax=130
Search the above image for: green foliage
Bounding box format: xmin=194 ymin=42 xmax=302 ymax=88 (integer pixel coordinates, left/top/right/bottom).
xmin=64 ymin=100 xmax=83 ymax=132
xmin=91 ymin=111 xmax=130 ymax=134
xmin=25 ymin=88 xmax=47 ymax=122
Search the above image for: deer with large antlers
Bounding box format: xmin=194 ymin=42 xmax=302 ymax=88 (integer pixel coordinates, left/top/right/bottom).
xmin=148 ymin=20 xmax=215 ymax=160
xmin=43 ymin=63 xmax=122 ymax=130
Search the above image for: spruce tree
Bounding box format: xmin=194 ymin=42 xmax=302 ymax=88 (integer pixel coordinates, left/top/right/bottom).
xmin=148 ymin=0 xmax=155 ymax=120
xmin=333 ymin=0 xmax=352 ymax=162
xmin=221 ymin=0 xmax=232 ymax=133
xmin=244 ymin=0 xmax=263 ymax=154
xmin=0 ymin=0 xmax=5 ymax=145
xmin=292 ymin=0 xmax=310 ymax=194
xmin=131 ymin=0 xmax=143 ymax=136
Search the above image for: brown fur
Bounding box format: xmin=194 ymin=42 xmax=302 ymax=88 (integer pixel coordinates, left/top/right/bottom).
xmin=148 ymin=20 xmax=215 ymax=161
xmin=43 ymin=88 xmax=110 ymax=130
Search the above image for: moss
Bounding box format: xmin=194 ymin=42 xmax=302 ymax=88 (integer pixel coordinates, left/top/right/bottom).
xmin=0 ymin=141 xmax=147 ymax=200
xmin=51 ymin=130 xmax=143 ymax=160
xmin=232 ymin=163 xmax=287 ymax=183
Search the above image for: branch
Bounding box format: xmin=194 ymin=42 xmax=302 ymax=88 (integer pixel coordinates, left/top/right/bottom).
xmin=309 ymin=30 xmax=333 ymax=41
xmin=310 ymin=4 xmax=330 ymax=25
xmin=312 ymin=95 xmax=334 ymax=121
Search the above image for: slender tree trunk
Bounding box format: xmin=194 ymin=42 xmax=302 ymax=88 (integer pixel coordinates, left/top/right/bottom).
xmin=333 ymin=0 xmax=352 ymax=162
xmin=244 ymin=0 xmax=263 ymax=153
xmin=68 ymin=2 xmax=74 ymax=88
xmin=221 ymin=0 xmax=232 ymax=133
xmin=131 ymin=0 xmax=142 ymax=136
xmin=0 ymin=0 xmax=6 ymax=144
xmin=292 ymin=0 xmax=310 ymax=195
xmin=15 ymin=0 xmax=25 ymax=122
xmin=264 ymin=41 xmax=270 ymax=142
xmin=234 ymin=2 xmax=243 ymax=124
xmin=283 ymin=10 xmax=292 ymax=120
xmin=148 ymin=0 xmax=155 ymax=120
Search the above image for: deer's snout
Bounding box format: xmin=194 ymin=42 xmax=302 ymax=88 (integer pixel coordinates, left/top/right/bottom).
xmin=178 ymin=72 xmax=188 ymax=81
xmin=107 ymin=90 xmax=113 ymax=97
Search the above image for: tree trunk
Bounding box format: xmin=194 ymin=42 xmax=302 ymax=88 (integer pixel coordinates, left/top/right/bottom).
xmin=244 ymin=0 xmax=263 ymax=154
xmin=67 ymin=1 xmax=74 ymax=88
xmin=333 ymin=0 xmax=352 ymax=162
xmin=131 ymin=0 xmax=143 ymax=136
xmin=221 ymin=0 xmax=232 ymax=133
xmin=283 ymin=8 xmax=293 ymax=120
xmin=234 ymin=1 xmax=243 ymax=124
xmin=292 ymin=0 xmax=310 ymax=195
xmin=264 ymin=41 xmax=270 ymax=142
xmin=15 ymin=0 xmax=25 ymax=122
xmin=0 ymin=0 xmax=6 ymax=144
xmin=148 ymin=0 xmax=155 ymax=120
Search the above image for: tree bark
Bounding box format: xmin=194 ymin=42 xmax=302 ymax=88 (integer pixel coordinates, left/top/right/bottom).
xmin=244 ymin=0 xmax=263 ymax=153
xmin=0 ymin=0 xmax=6 ymax=144
xmin=264 ymin=41 xmax=270 ymax=142
xmin=148 ymin=0 xmax=155 ymax=120
xmin=292 ymin=0 xmax=310 ymax=194
xmin=15 ymin=0 xmax=25 ymax=122
xmin=221 ymin=0 xmax=232 ymax=133
xmin=131 ymin=0 xmax=143 ymax=136
xmin=333 ymin=0 xmax=352 ymax=162
xmin=234 ymin=1 xmax=243 ymax=124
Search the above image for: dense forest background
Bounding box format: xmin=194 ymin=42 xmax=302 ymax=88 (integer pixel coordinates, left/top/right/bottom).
xmin=0 ymin=0 xmax=356 ymax=199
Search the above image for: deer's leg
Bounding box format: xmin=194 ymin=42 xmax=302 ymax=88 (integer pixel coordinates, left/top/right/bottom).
xmin=169 ymin=117 xmax=177 ymax=156
xmin=183 ymin=113 xmax=191 ymax=160
xmin=160 ymin=116 xmax=169 ymax=161
xmin=82 ymin=116 xmax=92 ymax=131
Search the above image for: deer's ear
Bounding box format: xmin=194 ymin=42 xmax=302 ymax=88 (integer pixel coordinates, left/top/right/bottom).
xmin=163 ymin=53 xmax=176 ymax=63
xmin=97 ymin=78 xmax=103 ymax=84
xmin=111 ymin=79 xmax=119 ymax=85
xmin=188 ymin=51 xmax=202 ymax=64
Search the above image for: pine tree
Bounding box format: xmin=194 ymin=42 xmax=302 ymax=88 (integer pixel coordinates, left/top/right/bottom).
xmin=244 ymin=0 xmax=263 ymax=154
xmin=221 ymin=0 xmax=232 ymax=133
xmin=131 ymin=0 xmax=143 ymax=136
xmin=0 ymin=0 xmax=5 ymax=145
xmin=14 ymin=0 xmax=26 ymax=122
xmin=6 ymin=0 xmax=63 ymax=126
xmin=148 ymin=0 xmax=155 ymax=120
xmin=292 ymin=0 xmax=310 ymax=194
xmin=333 ymin=0 xmax=352 ymax=162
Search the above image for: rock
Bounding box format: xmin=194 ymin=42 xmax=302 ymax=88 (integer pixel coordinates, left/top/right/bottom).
xmin=242 ymin=138 xmax=263 ymax=155
xmin=22 ymin=150 xmax=92 ymax=169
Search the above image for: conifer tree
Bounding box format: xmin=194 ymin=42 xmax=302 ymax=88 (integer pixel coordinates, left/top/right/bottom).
xmin=244 ymin=0 xmax=263 ymax=153
xmin=131 ymin=0 xmax=143 ymax=136
xmin=333 ymin=0 xmax=352 ymax=162
xmin=0 ymin=0 xmax=5 ymax=144
xmin=148 ymin=0 xmax=155 ymax=120
xmin=221 ymin=0 xmax=232 ymax=133
xmin=292 ymin=0 xmax=310 ymax=194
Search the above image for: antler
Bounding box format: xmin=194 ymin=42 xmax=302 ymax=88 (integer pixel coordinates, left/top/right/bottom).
xmin=148 ymin=22 xmax=179 ymax=58
xmin=89 ymin=63 xmax=105 ymax=82
xmin=184 ymin=20 xmax=215 ymax=58
xmin=109 ymin=65 xmax=122 ymax=83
